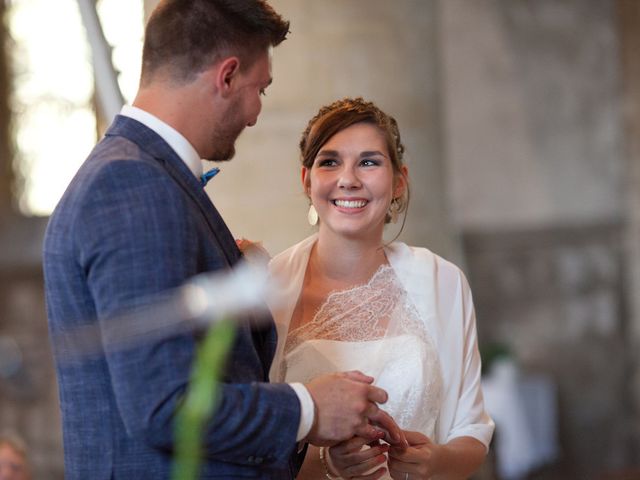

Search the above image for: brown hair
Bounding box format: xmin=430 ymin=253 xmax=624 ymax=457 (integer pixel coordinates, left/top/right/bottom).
xmin=300 ymin=97 xmax=409 ymax=225
xmin=141 ymin=0 xmax=289 ymax=85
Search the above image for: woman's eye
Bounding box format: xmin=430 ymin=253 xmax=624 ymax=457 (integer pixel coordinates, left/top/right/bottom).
xmin=317 ymin=159 xmax=337 ymax=167
xmin=361 ymin=159 xmax=380 ymax=167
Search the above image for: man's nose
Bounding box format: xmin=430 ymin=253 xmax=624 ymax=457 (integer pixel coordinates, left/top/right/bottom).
xmin=247 ymin=102 xmax=262 ymax=127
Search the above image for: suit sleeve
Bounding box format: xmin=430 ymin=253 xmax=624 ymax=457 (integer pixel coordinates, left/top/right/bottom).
xmin=74 ymin=159 xmax=300 ymax=467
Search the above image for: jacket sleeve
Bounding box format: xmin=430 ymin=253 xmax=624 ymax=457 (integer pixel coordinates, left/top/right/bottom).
xmin=442 ymin=267 xmax=495 ymax=449
xmin=75 ymin=159 xmax=300 ymax=467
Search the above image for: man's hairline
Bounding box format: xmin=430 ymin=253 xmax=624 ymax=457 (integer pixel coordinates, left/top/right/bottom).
xmin=141 ymin=43 xmax=273 ymax=87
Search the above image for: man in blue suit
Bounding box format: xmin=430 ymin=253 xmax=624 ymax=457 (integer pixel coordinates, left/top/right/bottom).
xmin=43 ymin=1 xmax=403 ymax=478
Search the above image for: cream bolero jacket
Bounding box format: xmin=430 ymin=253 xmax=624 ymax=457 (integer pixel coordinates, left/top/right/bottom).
xmin=268 ymin=234 xmax=495 ymax=449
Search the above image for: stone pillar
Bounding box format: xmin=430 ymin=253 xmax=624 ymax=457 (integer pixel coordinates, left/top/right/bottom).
xmin=0 ymin=0 xmax=14 ymax=215
xmin=143 ymin=0 xmax=159 ymax=21
xmin=616 ymin=0 xmax=640 ymax=460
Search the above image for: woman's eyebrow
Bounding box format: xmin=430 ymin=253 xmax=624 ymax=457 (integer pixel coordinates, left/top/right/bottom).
xmin=360 ymin=150 xmax=388 ymax=158
xmin=317 ymin=149 xmax=339 ymax=157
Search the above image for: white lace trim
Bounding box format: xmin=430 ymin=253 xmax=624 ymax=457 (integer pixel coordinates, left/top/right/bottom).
xmin=284 ymin=264 xmax=429 ymax=355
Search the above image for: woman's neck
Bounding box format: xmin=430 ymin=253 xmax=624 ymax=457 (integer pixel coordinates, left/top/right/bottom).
xmin=312 ymin=230 xmax=386 ymax=284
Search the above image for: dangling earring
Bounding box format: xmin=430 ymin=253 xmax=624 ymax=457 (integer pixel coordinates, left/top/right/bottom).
xmin=307 ymin=204 xmax=319 ymax=226
xmin=388 ymin=198 xmax=401 ymax=224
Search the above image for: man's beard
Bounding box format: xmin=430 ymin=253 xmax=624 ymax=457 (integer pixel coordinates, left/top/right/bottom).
xmin=207 ymin=139 xmax=236 ymax=162
xmin=206 ymin=100 xmax=246 ymax=161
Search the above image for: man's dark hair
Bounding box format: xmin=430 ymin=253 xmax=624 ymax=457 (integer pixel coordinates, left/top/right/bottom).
xmin=141 ymin=0 xmax=289 ymax=85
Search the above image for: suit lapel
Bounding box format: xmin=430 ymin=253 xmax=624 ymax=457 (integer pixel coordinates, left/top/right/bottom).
xmin=105 ymin=116 xmax=273 ymax=375
xmin=105 ymin=115 xmax=240 ymax=267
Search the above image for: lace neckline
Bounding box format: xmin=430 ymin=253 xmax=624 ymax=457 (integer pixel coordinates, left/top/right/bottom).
xmin=284 ymin=263 xmax=412 ymax=355
xmin=316 ymin=263 xmax=393 ymax=320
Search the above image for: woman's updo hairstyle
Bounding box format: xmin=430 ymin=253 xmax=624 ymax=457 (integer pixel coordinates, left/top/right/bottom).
xmin=299 ymin=97 xmax=409 ymax=224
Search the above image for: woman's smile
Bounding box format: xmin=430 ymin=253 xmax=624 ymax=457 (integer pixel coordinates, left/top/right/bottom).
xmin=332 ymin=198 xmax=369 ymax=210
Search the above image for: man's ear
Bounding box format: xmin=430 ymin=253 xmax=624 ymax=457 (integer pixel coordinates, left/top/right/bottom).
xmin=214 ymin=57 xmax=241 ymax=98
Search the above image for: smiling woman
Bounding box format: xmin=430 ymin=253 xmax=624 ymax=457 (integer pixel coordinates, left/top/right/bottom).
xmin=9 ymin=0 xmax=143 ymax=216
xmin=269 ymin=97 xmax=494 ymax=480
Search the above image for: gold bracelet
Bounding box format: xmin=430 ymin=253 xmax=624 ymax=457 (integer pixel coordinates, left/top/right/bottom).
xmin=319 ymin=446 xmax=341 ymax=479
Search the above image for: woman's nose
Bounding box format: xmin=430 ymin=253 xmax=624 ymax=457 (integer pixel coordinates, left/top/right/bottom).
xmin=337 ymin=167 xmax=361 ymax=189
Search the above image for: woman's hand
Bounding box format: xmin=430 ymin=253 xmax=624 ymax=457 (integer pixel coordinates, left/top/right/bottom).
xmin=388 ymin=432 xmax=486 ymax=480
xmin=326 ymin=436 xmax=389 ymax=479
xmin=387 ymin=431 xmax=441 ymax=480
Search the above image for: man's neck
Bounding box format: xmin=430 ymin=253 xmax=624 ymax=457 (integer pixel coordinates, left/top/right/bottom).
xmin=133 ymin=82 xmax=210 ymax=157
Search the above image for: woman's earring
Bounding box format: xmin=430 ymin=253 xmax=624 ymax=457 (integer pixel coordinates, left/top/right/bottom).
xmin=388 ymin=198 xmax=400 ymax=224
xmin=307 ymin=204 xmax=319 ymax=226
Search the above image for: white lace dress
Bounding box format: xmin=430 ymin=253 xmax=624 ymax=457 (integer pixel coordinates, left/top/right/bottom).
xmin=269 ymin=234 xmax=495 ymax=479
xmin=281 ymin=265 xmax=443 ymax=479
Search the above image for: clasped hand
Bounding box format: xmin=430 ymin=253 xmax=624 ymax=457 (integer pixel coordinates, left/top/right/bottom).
xmin=304 ymin=371 xmax=408 ymax=447
xmin=327 ymin=430 xmax=440 ymax=480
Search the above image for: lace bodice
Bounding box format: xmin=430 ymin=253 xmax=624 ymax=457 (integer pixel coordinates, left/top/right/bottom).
xmin=283 ymin=265 xmax=443 ymax=440
xmin=284 ymin=265 xmax=430 ymax=354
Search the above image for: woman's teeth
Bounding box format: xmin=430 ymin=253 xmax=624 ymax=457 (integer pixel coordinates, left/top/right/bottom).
xmin=333 ymin=199 xmax=367 ymax=208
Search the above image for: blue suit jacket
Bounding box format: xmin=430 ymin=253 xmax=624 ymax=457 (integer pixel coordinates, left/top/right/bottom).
xmin=43 ymin=116 xmax=302 ymax=479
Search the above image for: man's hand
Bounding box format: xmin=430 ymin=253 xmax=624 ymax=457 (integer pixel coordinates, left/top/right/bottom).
xmin=235 ymin=238 xmax=270 ymax=266
xmin=366 ymin=408 xmax=408 ymax=448
xmin=304 ymin=371 xmax=407 ymax=447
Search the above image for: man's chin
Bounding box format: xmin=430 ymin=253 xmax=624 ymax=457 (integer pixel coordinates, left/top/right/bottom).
xmin=207 ymin=147 xmax=235 ymax=162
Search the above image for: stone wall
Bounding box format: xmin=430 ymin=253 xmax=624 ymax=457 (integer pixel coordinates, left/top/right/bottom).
xmin=617 ymin=0 xmax=640 ymax=469
xmin=439 ymin=0 xmax=623 ymax=230
xmin=464 ymin=224 xmax=633 ymax=477
xmin=440 ymin=1 xmax=636 ymax=476
xmin=0 ymin=217 xmax=62 ymax=479
xmin=0 ymin=2 xmax=59 ymax=476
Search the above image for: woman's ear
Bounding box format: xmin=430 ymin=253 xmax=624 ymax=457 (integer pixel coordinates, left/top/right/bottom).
xmin=301 ymin=167 xmax=311 ymax=196
xmin=393 ymin=165 xmax=409 ymax=198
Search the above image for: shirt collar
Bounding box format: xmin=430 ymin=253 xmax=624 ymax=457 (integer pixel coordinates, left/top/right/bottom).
xmin=120 ymin=105 xmax=203 ymax=179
